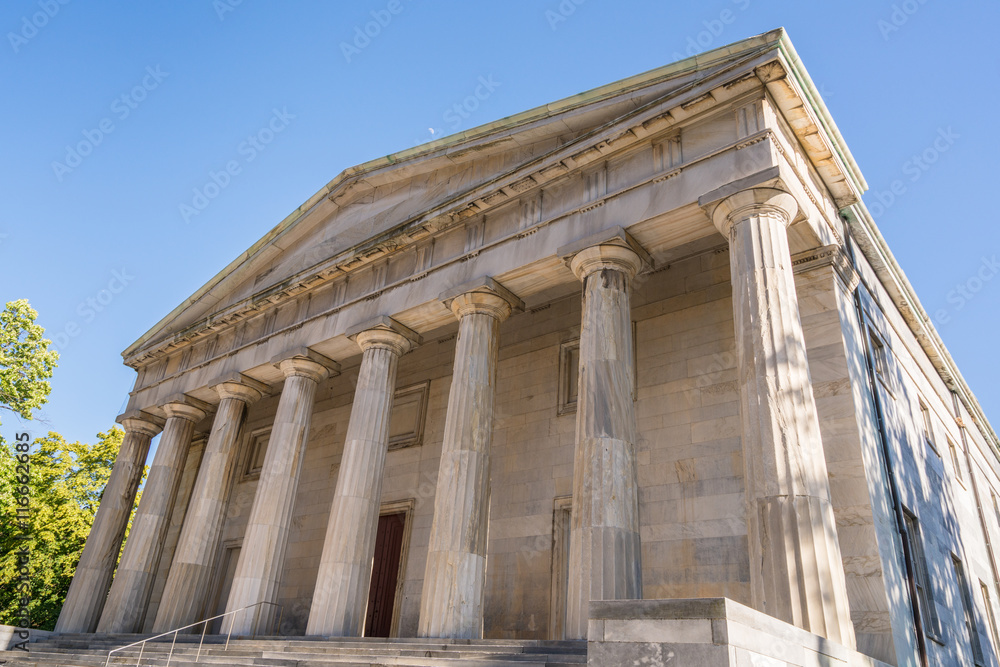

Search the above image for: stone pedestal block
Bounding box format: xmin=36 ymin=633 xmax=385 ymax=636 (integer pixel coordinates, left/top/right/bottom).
xmin=588 ymin=598 xmax=888 ymax=667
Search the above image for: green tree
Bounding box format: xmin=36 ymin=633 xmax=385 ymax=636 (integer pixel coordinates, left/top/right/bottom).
xmin=0 ymin=299 xmax=58 ymax=423
xmin=0 ymin=299 xmax=145 ymax=630
xmin=0 ymin=298 xmax=59 ymax=627
xmin=0 ymin=428 xmax=145 ymax=630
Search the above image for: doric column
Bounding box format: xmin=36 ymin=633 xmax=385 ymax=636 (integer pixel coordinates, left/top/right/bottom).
xmin=562 ymin=236 xmax=644 ymax=640
xmin=153 ymin=376 xmax=265 ymax=632
xmin=225 ymin=349 xmax=338 ymax=635
xmin=307 ymin=317 xmax=419 ymax=637
xmin=98 ymin=396 xmax=209 ymax=633
xmin=55 ymin=412 xmax=163 ymax=633
xmin=710 ymin=188 xmax=855 ymax=646
xmin=418 ymin=278 xmax=521 ymax=639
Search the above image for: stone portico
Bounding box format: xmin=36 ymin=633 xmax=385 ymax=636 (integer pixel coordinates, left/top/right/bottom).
xmin=52 ymin=29 xmax=1000 ymax=667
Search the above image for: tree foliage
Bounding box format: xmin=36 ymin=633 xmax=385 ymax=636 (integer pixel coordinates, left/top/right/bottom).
xmin=0 ymin=299 xmax=58 ymax=423
xmin=0 ymin=428 xmax=146 ymax=630
xmin=0 ymin=299 xmax=134 ymax=631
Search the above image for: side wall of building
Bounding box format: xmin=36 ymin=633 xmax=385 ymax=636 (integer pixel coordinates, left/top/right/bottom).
xmin=849 ymin=231 xmax=1000 ymax=667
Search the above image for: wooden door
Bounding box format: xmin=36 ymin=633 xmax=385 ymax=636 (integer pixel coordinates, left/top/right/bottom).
xmin=364 ymin=512 xmax=406 ymax=637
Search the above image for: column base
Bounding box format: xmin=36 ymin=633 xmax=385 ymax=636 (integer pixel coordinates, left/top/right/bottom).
xmin=417 ymin=550 xmax=485 ymax=639
xmin=751 ymin=494 xmax=855 ymax=646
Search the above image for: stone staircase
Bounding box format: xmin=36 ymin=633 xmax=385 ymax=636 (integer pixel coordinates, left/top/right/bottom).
xmin=0 ymin=634 xmax=588 ymax=667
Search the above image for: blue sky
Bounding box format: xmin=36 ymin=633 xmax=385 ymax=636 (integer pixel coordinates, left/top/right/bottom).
xmin=3 ymin=1 xmax=998 ymax=455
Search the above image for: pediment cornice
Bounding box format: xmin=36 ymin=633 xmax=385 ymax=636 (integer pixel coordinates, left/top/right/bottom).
xmin=123 ymin=28 xmax=865 ymax=369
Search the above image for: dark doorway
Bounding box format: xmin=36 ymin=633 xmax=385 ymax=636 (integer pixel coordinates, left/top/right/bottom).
xmin=209 ymin=544 xmax=241 ymax=633
xmin=364 ymin=512 xmax=406 ymax=637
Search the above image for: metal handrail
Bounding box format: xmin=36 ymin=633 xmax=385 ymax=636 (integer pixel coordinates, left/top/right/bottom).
xmin=103 ymin=601 xmax=283 ymax=667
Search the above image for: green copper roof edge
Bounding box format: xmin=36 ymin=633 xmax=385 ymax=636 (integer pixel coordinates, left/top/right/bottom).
xmin=842 ymin=203 xmax=1000 ymax=452
xmin=123 ymin=31 xmax=788 ymax=359
xmin=776 ymin=31 xmax=868 ymax=194
xmin=125 ymin=28 xmax=858 ymax=360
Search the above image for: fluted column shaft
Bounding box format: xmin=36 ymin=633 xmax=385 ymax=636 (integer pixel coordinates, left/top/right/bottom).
xmin=225 ymin=356 xmax=331 ymax=635
xmin=712 ymin=188 xmax=855 ymax=646
xmin=98 ymin=401 xmax=206 ymax=633
xmin=565 ymin=244 xmax=643 ymax=640
xmin=55 ymin=416 xmax=161 ymax=633
xmin=307 ymin=329 xmax=410 ymax=637
xmin=153 ymin=383 xmax=261 ymax=632
xmin=418 ymin=291 xmax=512 ymax=638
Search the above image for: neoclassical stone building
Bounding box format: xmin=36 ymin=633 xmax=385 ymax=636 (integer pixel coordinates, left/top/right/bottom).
xmin=54 ymin=29 xmax=1000 ymax=666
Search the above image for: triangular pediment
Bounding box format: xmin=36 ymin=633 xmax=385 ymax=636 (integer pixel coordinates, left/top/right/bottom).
xmin=124 ymin=27 xmax=861 ymax=363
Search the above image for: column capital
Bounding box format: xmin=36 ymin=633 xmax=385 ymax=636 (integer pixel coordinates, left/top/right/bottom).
xmin=210 ymin=373 xmax=269 ymax=405
xmin=568 ymin=243 xmax=643 ymax=281
xmin=710 ymin=187 xmax=798 ymax=238
xmin=346 ymin=316 xmax=421 ymax=356
xmin=116 ymin=410 xmax=164 ymax=438
xmin=272 ymin=347 xmax=340 ymax=383
xmin=161 ymin=394 xmax=211 ymax=423
xmin=439 ymin=277 xmax=523 ymax=323
xmin=557 ymin=226 xmax=651 ymax=282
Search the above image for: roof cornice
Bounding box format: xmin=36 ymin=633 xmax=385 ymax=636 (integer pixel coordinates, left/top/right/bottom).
xmin=843 ymin=204 xmax=1000 ymax=454
xmin=124 ymin=30 xmax=792 ymax=361
xmin=122 ymin=28 xmax=866 ymax=363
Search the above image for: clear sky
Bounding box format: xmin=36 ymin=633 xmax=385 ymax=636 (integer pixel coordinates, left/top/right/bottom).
xmin=3 ymin=1 xmax=998 ymax=457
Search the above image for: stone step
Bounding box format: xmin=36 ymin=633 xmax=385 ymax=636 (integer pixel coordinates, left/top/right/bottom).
xmin=46 ymin=648 xmax=583 ymax=660
xmin=0 ymin=637 xmax=587 ymax=667
xmin=47 ymin=635 xmax=584 ymax=649
xmin=0 ymin=651 xmax=583 ymax=667
xmin=33 ymin=642 xmax=584 ymax=655
xmin=24 ymin=649 xmax=584 ymax=664
xmin=27 ymin=638 xmax=584 ymax=653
